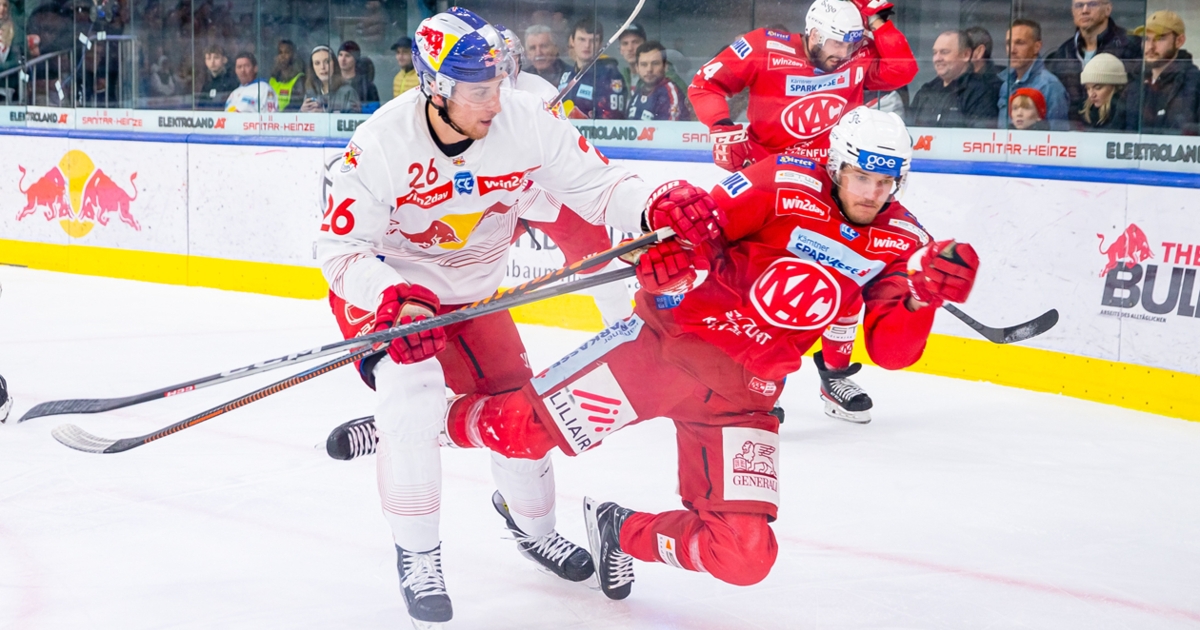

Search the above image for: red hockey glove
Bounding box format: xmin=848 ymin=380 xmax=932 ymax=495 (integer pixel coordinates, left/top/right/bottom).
xmin=849 ymin=0 xmax=895 ymax=25
xmin=644 ymin=180 xmax=725 ymax=247
xmin=373 ymin=283 xmax=446 ymax=364
xmin=710 ymin=123 xmax=753 ymax=172
xmin=907 ymin=240 xmax=979 ymax=308
xmin=636 ymin=240 xmax=711 ymax=296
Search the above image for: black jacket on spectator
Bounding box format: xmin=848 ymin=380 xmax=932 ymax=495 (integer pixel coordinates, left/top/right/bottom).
xmin=197 ymin=69 xmax=240 ymax=110
xmin=1078 ymin=86 xmax=1137 ymax=132
xmin=976 ymin=61 xmax=1004 ymax=100
xmin=907 ymin=71 xmax=998 ymax=128
xmin=1045 ymin=18 xmax=1142 ymax=124
xmin=1140 ymin=49 xmax=1200 ymax=135
xmin=349 ymin=74 xmax=380 ymax=107
xmin=526 ymin=58 xmax=570 ymax=87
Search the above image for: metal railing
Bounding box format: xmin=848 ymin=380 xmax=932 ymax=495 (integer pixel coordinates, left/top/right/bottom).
xmin=0 ymin=34 xmax=137 ymax=108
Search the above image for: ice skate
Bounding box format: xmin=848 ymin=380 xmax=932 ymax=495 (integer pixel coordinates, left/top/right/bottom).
xmin=395 ymin=544 xmax=453 ymax=629
xmin=813 ymin=351 xmax=873 ymax=424
xmin=583 ymin=497 xmax=636 ymax=600
xmin=492 ymin=491 xmax=594 ymax=582
xmin=0 ymin=375 xmax=11 ymax=424
xmin=325 ymin=416 xmax=377 ymax=460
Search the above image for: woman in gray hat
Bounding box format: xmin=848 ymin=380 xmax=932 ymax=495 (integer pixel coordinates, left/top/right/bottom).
xmin=1077 ymin=52 xmax=1135 ymax=131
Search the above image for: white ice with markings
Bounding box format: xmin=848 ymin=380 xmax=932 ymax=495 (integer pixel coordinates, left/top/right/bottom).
xmin=1 ymin=267 xmax=1198 ymax=629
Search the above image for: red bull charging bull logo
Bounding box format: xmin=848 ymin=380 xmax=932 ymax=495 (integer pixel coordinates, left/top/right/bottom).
xmin=1097 ymin=224 xmax=1152 ymax=277
xmin=16 ymin=150 xmax=139 ymax=238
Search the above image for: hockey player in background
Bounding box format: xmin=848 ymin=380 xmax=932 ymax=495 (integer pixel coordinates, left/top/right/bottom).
xmin=316 ymin=8 xmax=722 ymax=627
xmin=437 ymin=108 xmax=979 ymax=599
xmin=688 ymin=0 xmax=918 ymax=422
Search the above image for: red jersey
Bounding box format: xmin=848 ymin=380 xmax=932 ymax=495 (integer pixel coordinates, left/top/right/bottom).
xmin=688 ymin=25 xmax=917 ymax=162
xmin=636 ymin=155 xmax=936 ymax=381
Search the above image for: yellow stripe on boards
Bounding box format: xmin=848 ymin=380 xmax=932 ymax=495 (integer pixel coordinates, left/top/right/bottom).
xmin=1 ymin=238 xmax=1196 ymax=422
xmin=0 ymin=239 xmax=324 ymax=299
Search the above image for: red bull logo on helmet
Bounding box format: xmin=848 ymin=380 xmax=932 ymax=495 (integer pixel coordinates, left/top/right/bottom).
xmin=15 ymin=150 xmax=139 ymax=238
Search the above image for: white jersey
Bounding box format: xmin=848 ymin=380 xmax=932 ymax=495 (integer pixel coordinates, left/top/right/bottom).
xmin=515 ymin=72 xmax=559 ymax=104
xmin=226 ymin=79 xmax=279 ymax=113
xmin=317 ymin=87 xmax=650 ymax=310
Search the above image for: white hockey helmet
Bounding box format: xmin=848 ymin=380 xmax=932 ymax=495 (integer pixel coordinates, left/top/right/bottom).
xmin=495 ymin=25 xmax=524 ymax=68
xmin=805 ymin=0 xmax=867 ymax=47
xmin=827 ymin=106 xmax=914 ymax=194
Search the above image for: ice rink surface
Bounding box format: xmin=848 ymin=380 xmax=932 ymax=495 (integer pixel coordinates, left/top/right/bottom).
xmin=1 ymin=266 xmax=1198 ymax=630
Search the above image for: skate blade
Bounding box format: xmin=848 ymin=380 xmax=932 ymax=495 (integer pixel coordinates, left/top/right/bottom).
xmin=823 ymin=399 xmax=872 ymax=424
xmin=409 ymin=620 xmax=445 ymax=630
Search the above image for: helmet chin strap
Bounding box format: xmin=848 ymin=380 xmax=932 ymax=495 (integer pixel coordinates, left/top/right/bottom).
xmin=430 ymin=95 xmax=469 ymax=137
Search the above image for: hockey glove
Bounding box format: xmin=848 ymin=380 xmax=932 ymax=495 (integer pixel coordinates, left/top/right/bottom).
xmin=644 ymin=180 xmax=725 ymax=247
xmin=907 ymin=240 xmax=979 ymax=308
xmin=710 ymin=123 xmax=754 ymax=172
xmin=373 ymin=283 xmax=447 ymax=364
xmin=636 ymin=240 xmax=711 ymax=296
xmin=849 ymin=0 xmax=895 ymax=25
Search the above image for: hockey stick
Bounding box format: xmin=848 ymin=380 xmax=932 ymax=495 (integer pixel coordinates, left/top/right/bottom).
xmin=547 ymin=0 xmax=647 ymax=110
xmin=51 ymin=265 xmax=639 ymax=454
xmin=20 ymin=228 xmax=670 ymax=423
xmin=942 ymin=304 xmax=1059 ymax=344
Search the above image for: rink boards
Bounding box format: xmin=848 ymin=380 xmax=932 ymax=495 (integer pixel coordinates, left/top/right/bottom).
xmin=0 ymin=133 xmax=1197 ymax=421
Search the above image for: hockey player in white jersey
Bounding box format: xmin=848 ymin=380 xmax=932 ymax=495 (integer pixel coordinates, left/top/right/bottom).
xmin=316 ymin=8 xmax=723 ymax=628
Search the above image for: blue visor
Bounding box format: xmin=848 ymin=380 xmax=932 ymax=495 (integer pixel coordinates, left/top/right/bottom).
xmin=857 ymin=149 xmax=904 ymax=178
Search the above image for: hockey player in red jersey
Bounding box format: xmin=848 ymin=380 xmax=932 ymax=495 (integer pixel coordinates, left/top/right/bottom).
xmin=690 ymin=0 xmax=916 ymax=168
xmin=689 ymin=0 xmax=918 ymax=423
xmin=438 ymin=107 xmax=979 ymax=598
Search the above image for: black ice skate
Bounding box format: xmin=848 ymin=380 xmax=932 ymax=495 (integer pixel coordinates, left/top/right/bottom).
xmin=813 ymin=351 xmax=873 ymax=424
xmin=0 ymin=375 xmax=12 ymax=424
xmin=583 ymin=497 xmax=636 ymax=600
xmin=325 ymin=416 xmax=377 ymax=460
xmin=492 ymin=491 xmax=595 ymax=582
xmin=395 ymin=544 xmax=453 ymax=629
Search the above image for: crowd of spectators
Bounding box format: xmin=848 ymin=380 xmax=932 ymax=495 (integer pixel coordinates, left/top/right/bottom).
xmin=903 ymin=3 xmax=1200 ymax=135
xmin=0 ymin=0 xmax=1197 ymax=134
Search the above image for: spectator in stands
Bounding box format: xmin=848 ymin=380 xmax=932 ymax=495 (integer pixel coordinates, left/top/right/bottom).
xmin=1045 ymin=0 xmax=1141 ymax=125
xmin=627 ymin=41 xmax=688 ymax=121
xmin=907 ymin=30 xmax=998 ymax=128
xmin=270 ymin=39 xmax=306 ymax=112
xmin=226 ymin=52 xmax=278 ymax=113
xmin=1078 ymin=52 xmax=1135 ymax=131
xmin=1136 ymin=11 xmax=1199 ymax=135
xmin=997 ymin=20 xmax=1070 ymax=130
xmin=148 ymin=46 xmax=179 ymax=97
xmin=965 ymin=26 xmax=1003 ymax=96
xmin=300 ymin=45 xmax=361 ymax=113
xmin=391 ymin=36 xmax=418 ymax=98
xmin=1008 ymin=87 xmax=1049 ymax=130
xmin=0 ymin=0 xmax=23 ymax=74
xmin=558 ymin=17 xmax=626 ymax=119
xmin=618 ymin=22 xmax=646 ymax=88
xmin=337 ymin=40 xmax=380 ymax=111
xmin=198 ymin=44 xmax=239 ymax=110
xmin=524 ymin=24 xmax=568 ymax=85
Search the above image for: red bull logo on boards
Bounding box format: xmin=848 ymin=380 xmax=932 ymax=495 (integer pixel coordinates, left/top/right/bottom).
xmin=1098 ymin=224 xmax=1153 ymax=277
xmin=16 ymin=150 xmax=140 ymax=238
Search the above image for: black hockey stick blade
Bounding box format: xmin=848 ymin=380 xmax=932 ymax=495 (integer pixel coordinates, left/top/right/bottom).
xmin=23 ymin=229 xmax=668 ymax=424
xmin=52 ymin=266 xmax=638 ymax=454
xmin=941 ymin=303 xmax=1059 ymax=344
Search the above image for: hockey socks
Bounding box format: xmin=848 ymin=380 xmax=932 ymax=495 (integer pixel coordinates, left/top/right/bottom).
xmin=616 ymin=508 xmax=778 ymax=587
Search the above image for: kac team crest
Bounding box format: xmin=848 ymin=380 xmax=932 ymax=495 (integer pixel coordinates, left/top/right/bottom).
xmin=16 ymin=150 xmax=140 ymax=238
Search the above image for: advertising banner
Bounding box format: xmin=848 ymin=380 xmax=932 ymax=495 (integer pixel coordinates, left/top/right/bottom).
xmin=0 ymin=134 xmax=187 ymax=255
